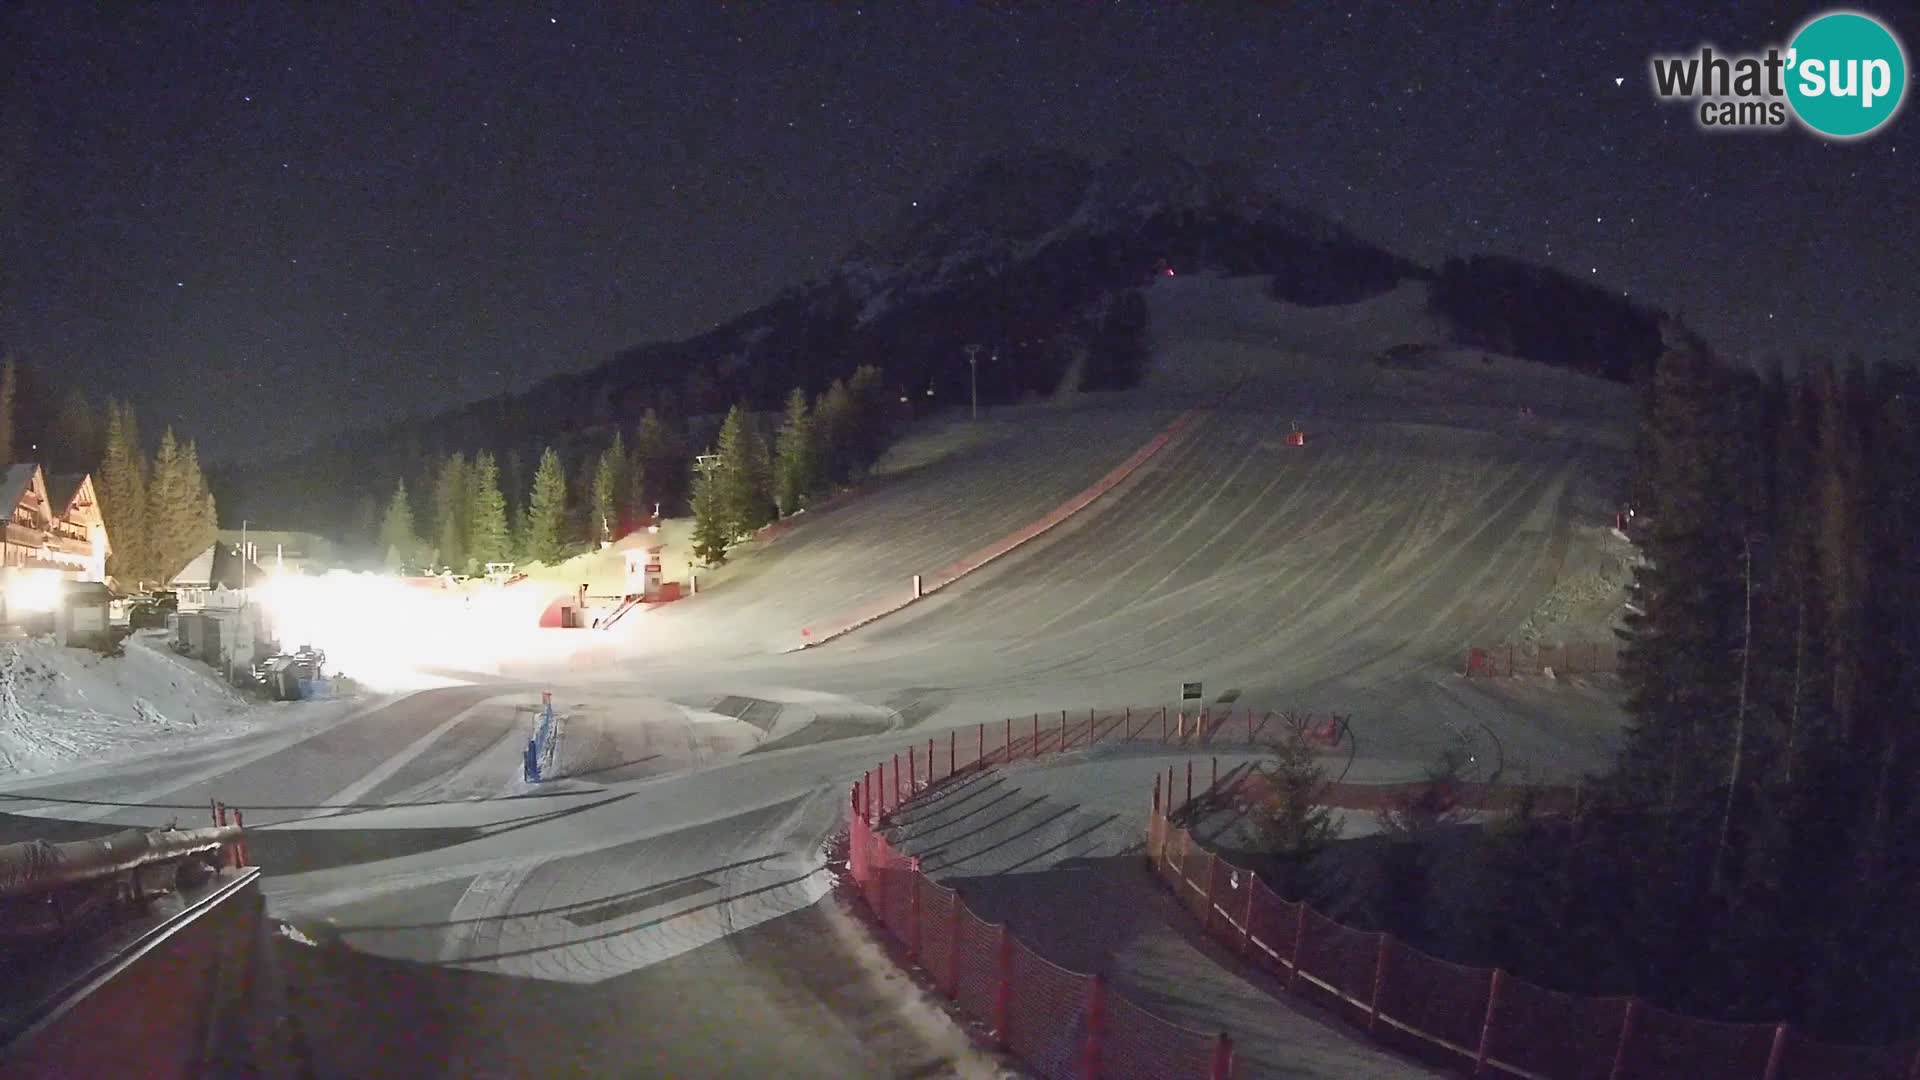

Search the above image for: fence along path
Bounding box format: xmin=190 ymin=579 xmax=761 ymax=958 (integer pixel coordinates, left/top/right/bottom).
xmin=846 ymin=705 xmax=1920 ymax=1080
xmin=1149 ymin=769 xmax=1920 ymax=1080
xmin=845 ymin=703 xmax=1424 ymax=1079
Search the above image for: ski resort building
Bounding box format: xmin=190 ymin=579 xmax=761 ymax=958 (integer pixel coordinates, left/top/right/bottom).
xmin=1 ymin=463 xmax=110 ymax=583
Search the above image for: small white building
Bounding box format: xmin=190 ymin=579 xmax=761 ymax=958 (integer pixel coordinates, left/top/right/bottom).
xmin=169 ymin=542 xmax=266 ymax=613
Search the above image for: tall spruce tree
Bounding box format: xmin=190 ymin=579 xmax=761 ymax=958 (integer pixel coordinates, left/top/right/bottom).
xmin=432 ymin=452 xmax=470 ymax=572
xmin=524 ymin=446 xmax=569 ymax=564
xmin=813 ymin=379 xmax=855 ymax=484
xmin=774 ymin=387 xmax=815 ymax=515
xmin=715 ymin=405 xmax=773 ymax=537
xmin=53 ymin=387 xmax=100 ymax=475
xmin=1617 ymin=324 xmax=1749 ymax=811
xmin=467 ymin=452 xmax=511 ymax=569
xmin=846 ymin=364 xmax=892 ymax=468
xmin=180 ymin=438 xmax=218 ymax=565
xmin=689 ymin=457 xmax=730 ymax=566
xmin=379 ymin=478 xmax=420 ymax=572
xmin=590 ymin=432 xmax=626 ymax=544
xmin=146 ymin=428 xmax=193 ymax=581
xmin=630 ymin=409 xmax=680 ymax=514
xmin=99 ymin=401 xmax=148 ymax=584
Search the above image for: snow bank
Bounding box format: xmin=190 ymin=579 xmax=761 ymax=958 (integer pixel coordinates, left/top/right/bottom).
xmin=0 ymin=633 xmax=291 ymax=777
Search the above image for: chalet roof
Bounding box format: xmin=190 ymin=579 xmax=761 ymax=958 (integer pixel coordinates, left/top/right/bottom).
xmin=47 ymin=473 xmax=85 ymax=515
xmin=170 ymin=543 xmax=267 ymax=590
xmin=0 ymin=464 xmax=38 ymax=513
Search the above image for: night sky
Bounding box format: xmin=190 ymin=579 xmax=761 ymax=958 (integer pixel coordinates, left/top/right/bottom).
xmin=2 ymin=3 xmax=1913 ymax=460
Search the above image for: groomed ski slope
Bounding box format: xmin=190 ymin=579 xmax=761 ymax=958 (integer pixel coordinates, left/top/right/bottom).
xmin=744 ymin=275 xmax=1633 ymax=777
xmin=0 ymin=274 xmax=1636 ymax=1079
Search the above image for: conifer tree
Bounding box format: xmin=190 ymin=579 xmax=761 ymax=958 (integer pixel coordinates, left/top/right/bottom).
xmin=467 ymin=451 xmax=510 ymax=569
xmin=814 ymin=379 xmax=855 ymax=485
xmin=1617 ymin=324 xmax=1747 ymax=812
xmin=379 ymin=478 xmax=420 ymax=572
xmin=689 ymin=457 xmax=730 ymax=566
xmin=774 ymin=387 xmax=815 ymax=515
xmin=591 ymin=432 xmax=626 ymax=544
xmin=846 ymin=364 xmax=891 ymax=468
xmin=524 ymin=446 xmax=569 ymax=564
xmin=715 ymin=405 xmax=773 ymax=536
xmin=99 ymin=401 xmax=149 ymax=583
xmin=432 ymin=452 xmax=470 ymax=572
xmin=180 ymin=438 xmax=218 ymax=565
xmin=53 ymin=387 xmax=100 ymax=475
xmin=146 ymin=427 xmax=192 ymax=581
xmin=630 ymin=409 xmax=679 ymax=513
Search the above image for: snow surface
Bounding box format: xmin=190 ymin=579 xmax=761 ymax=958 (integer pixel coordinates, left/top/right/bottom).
xmin=9 ymin=273 xmax=1641 ymax=1076
xmin=0 ymin=633 xmax=347 ymax=778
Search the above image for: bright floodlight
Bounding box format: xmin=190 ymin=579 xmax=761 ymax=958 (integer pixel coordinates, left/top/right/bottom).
xmin=250 ymin=570 xmax=556 ymax=689
xmin=5 ymin=570 xmax=64 ymax=614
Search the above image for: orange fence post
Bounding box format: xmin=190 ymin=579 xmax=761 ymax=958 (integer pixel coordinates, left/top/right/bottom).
xmin=892 ymin=753 xmax=901 ymax=808
xmin=1167 ymin=766 xmax=1175 ymax=813
xmin=949 ymin=730 xmax=956 ymax=780
xmin=1209 ymin=1032 xmax=1234 ymax=1080
xmin=978 ymin=723 xmax=985 ymax=769
xmin=1032 ymin=713 xmax=1040 ymax=755
xmin=928 ymin=737 xmax=935 ymax=784
xmin=908 ymin=858 xmax=923 ymax=963
xmin=946 ymin=889 xmax=965 ymax=1000
xmin=1762 ymin=1023 xmax=1790 ymax=1080
xmin=1153 ymin=773 xmax=1161 ymax=816
xmin=1061 ymin=708 xmax=1068 ymax=751
xmin=874 ymin=843 xmax=889 ymax=919
xmin=1089 ymin=706 xmax=1096 ymax=745
xmin=1080 ymin=973 xmax=1106 ymax=1080
xmin=1005 ymin=715 xmax=1012 ymax=761
xmin=1369 ymin=933 xmax=1391 ymax=1034
xmin=1185 ymin=760 xmax=1193 ymax=809
xmin=1474 ymin=968 xmax=1503 ymax=1077
xmin=209 ymin=797 xmax=218 ymax=827
xmin=994 ymin=924 xmax=1014 ymax=1052
xmin=909 ymin=746 xmax=918 ymax=796
xmin=232 ymin=808 xmax=248 ymax=868
xmin=1608 ymin=999 xmax=1641 ymax=1080
xmin=1161 ymin=706 xmax=1168 ymax=740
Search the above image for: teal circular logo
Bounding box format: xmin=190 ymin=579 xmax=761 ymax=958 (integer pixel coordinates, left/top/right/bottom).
xmin=1786 ymin=11 xmax=1907 ymax=138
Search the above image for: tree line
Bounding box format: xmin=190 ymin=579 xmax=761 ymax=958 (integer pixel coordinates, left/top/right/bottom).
xmin=374 ymin=366 xmax=895 ymax=574
xmin=93 ymin=401 xmax=220 ymax=586
xmin=691 ymin=366 xmax=893 ymax=565
xmin=1486 ymin=326 xmax=1920 ymax=1044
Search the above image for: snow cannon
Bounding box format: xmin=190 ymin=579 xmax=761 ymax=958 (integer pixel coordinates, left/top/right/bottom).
xmin=1287 ymin=421 xmax=1306 ymax=448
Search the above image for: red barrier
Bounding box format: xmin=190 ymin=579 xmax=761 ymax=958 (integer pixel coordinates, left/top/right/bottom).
xmin=1145 ymin=786 xmax=1917 ymax=1080
xmin=849 ymin=777 xmax=1224 ymax=1079
xmin=1464 ymin=640 xmax=1622 ymax=678
xmin=803 ymin=409 xmax=1200 ymax=648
